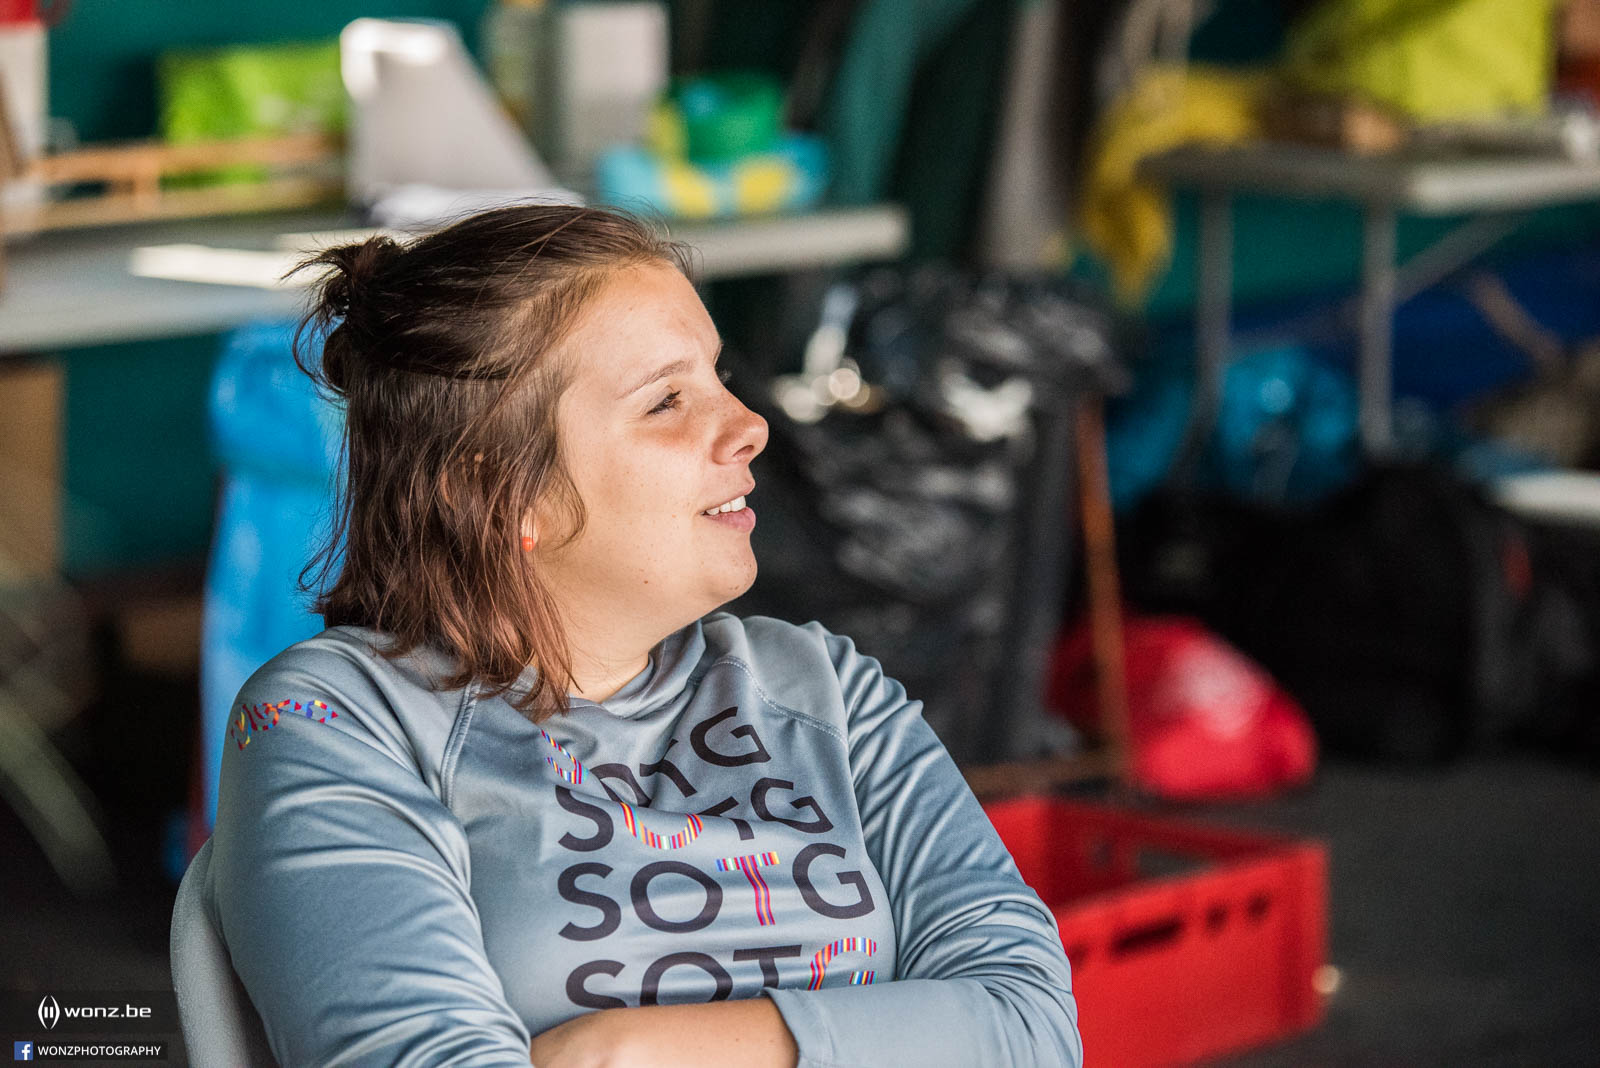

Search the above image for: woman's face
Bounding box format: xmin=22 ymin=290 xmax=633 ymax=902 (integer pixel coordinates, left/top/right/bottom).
xmin=535 ymin=262 xmax=769 ymax=636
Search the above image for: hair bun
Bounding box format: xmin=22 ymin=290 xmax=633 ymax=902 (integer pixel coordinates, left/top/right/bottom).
xmin=290 ymin=235 xmax=404 ymax=396
xmin=319 ymin=235 xmax=402 ymax=324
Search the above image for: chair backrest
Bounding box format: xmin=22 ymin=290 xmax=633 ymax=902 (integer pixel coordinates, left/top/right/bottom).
xmin=171 ymin=840 xmax=278 ymax=1068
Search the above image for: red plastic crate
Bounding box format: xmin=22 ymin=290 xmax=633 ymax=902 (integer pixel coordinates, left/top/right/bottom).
xmin=984 ymin=796 xmax=1328 ymax=1067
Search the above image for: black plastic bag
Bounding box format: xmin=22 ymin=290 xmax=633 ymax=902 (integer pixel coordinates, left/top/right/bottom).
xmin=730 ymin=266 xmax=1126 ymax=764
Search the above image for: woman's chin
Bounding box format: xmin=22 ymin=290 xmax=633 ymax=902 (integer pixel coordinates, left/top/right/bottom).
xmin=704 ymin=559 xmax=758 ymax=612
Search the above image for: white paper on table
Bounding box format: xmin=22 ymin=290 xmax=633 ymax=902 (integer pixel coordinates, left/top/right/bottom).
xmin=338 ymin=18 xmax=580 ymax=217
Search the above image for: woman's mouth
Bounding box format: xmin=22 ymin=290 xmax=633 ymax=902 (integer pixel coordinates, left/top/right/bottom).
xmin=702 ymin=494 xmax=755 ymax=532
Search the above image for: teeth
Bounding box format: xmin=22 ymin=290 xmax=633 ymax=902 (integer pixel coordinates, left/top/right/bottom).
xmin=704 ymin=495 xmax=746 ymax=515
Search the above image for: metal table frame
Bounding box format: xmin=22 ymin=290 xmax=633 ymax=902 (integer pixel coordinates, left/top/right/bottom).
xmin=1141 ymin=143 xmax=1600 ymax=455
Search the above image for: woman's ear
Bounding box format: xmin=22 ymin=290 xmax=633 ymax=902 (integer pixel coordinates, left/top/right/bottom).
xmin=521 ymin=507 xmax=539 ymax=552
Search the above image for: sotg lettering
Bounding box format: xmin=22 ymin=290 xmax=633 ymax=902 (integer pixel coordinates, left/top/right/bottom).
xmin=553 ymin=788 xmax=879 ymax=1006
xmin=555 ymin=847 xmax=875 ymax=940
xmin=566 ymin=945 xmax=804 ymax=1008
xmin=546 ymin=706 xmax=882 ymax=1008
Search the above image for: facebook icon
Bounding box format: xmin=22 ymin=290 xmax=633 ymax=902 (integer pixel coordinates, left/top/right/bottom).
xmin=12 ymin=1041 xmax=31 ymax=1061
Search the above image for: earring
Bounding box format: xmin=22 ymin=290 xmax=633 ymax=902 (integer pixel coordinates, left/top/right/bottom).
xmin=521 ymin=535 xmax=536 ymax=552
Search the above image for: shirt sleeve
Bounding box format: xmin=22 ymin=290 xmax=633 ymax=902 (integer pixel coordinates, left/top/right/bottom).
xmin=761 ymin=631 xmax=1083 ymax=1068
xmin=208 ymin=658 xmax=534 ymax=1067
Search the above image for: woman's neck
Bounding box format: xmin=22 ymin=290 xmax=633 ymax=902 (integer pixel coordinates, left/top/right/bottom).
xmin=556 ymin=605 xmax=668 ymax=703
xmin=566 ymin=649 xmax=653 ymax=704
xmin=540 ymin=574 xmax=701 ymax=704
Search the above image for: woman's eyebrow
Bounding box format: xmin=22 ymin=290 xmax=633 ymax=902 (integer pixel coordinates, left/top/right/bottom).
xmin=619 ymin=358 xmax=692 ymax=398
xmin=615 ymin=339 xmax=724 ymax=399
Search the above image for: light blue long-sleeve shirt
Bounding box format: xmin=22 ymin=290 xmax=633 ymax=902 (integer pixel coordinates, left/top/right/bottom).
xmin=206 ymin=613 xmax=1082 ymax=1067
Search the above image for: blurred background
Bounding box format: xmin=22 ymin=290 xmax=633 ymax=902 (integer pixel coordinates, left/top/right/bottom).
xmin=2 ymin=0 xmax=1599 ymax=1064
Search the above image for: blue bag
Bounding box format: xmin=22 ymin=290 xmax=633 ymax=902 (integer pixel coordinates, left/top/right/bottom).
xmin=199 ymin=320 xmax=343 ymax=827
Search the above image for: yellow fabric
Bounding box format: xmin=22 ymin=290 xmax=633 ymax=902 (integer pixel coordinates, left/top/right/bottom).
xmin=661 ymin=160 xmax=718 ymax=219
xmin=1079 ymin=65 xmax=1266 ymax=305
xmin=1284 ymin=0 xmax=1555 ymax=122
xmin=732 ymin=158 xmax=791 ymax=214
xmin=647 ymin=99 xmax=688 ymax=159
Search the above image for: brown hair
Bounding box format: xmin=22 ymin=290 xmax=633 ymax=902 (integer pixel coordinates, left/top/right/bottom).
xmin=290 ymin=204 xmax=692 ymax=720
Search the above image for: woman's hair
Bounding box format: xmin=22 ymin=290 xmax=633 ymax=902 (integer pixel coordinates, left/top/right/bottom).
xmin=290 ymin=204 xmax=692 ymax=720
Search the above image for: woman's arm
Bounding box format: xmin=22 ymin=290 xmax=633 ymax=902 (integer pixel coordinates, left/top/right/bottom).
xmin=753 ymin=628 xmax=1083 ymax=1068
xmin=529 ymin=998 xmax=796 ymax=1068
xmin=525 ymin=624 xmax=1077 ymax=1068
xmin=210 ymin=656 xmax=535 ymax=1066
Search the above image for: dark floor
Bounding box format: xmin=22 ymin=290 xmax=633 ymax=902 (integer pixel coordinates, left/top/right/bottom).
xmin=3 ymin=662 xmax=1598 ymax=1067
xmin=1213 ymin=756 xmax=1600 ymax=1068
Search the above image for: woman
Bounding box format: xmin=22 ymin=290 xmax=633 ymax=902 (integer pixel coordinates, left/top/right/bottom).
xmin=205 ymin=205 xmax=1081 ymax=1067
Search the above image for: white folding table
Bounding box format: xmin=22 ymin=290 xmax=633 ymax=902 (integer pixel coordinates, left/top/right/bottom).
xmin=1141 ymin=143 xmax=1600 ymax=455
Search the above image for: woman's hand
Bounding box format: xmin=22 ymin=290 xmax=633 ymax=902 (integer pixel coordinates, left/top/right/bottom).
xmin=529 ymin=1007 xmax=641 ymax=1068
xmin=530 ymin=999 xmax=797 ymax=1068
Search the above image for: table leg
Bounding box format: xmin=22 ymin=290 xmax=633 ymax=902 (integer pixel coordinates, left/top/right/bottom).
xmin=0 ymin=697 xmax=116 ymax=898
xmin=1173 ymin=189 xmax=1233 ymax=482
xmin=1359 ymin=203 xmax=1398 ymax=454
xmin=0 ymin=360 xmax=61 ymax=576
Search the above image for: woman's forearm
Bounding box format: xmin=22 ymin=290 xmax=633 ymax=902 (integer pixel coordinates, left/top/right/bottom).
xmin=530 ymin=996 xmax=797 ymax=1068
xmin=616 ymin=997 xmax=798 ymax=1067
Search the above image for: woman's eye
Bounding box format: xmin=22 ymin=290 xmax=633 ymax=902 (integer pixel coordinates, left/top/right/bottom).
xmin=648 ymin=390 xmax=681 ymax=414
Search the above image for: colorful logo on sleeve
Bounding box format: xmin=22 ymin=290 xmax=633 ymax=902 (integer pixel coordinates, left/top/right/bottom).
xmin=228 ymin=699 xmax=339 ymax=749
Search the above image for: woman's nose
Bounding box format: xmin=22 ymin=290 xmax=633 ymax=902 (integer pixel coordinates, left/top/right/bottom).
xmin=720 ymin=397 xmax=768 ymax=464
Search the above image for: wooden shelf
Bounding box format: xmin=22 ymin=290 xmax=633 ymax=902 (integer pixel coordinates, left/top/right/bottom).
xmin=3 ymin=133 xmax=343 ymax=237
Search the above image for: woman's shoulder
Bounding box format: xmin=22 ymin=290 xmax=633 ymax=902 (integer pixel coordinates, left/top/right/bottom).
xmin=701 ymin=612 xmax=884 ymax=671
xmin=248 ymin=624 xmax=443 ymax=683
xmin=229 ymin=625 xmax=464 ymax=774
xmin=696 ymin=613 xmax=892 ymax=726
xmin=243 ymin=625 xmax=449 ymax=703
xmin=702 ymin=613 xmax=918 ymax=736
xmin=699 ymin=612 xmax=842 ymax=668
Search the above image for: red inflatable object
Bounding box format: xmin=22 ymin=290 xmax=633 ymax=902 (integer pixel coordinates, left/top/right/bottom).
xmin=1049 ymin=615 xmax=1317 ymax=800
